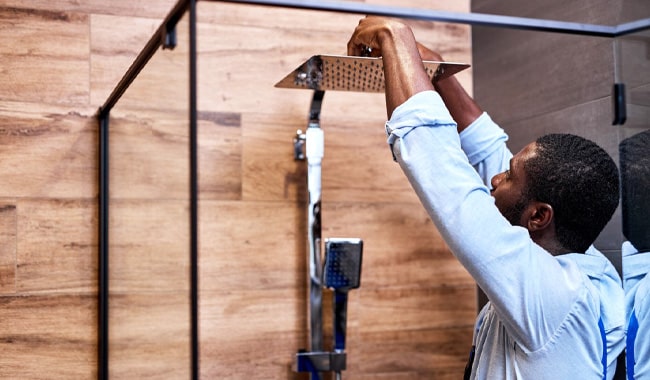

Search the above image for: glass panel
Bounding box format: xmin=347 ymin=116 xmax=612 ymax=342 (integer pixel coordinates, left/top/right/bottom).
xmin=108 ymin=11 xmax=190 ymax=378
xmin=472 ymin=0 xmax=649 ymax=24
xmin=196 ymin=1 xmax=475 ymax=379
xmin=618 ymin=28 xmax=650 ymax=379
xmin=619 ymin=0 xmax=650 ymax=24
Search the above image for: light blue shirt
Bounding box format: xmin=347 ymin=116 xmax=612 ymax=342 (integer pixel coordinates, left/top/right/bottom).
xmin=623 ymin=242 xmax=650 ymax=379
xmin=385 ymin=90 xmax=625 ymax=379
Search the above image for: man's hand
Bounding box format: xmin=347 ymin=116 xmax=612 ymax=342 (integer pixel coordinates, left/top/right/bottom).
xmin=347 ymin=17 xmax=434 ymax=118
xmin=346 ymin=17 xmax=406 ymax=58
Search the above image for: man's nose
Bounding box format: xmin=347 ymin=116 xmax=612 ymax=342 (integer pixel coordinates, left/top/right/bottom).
xmin=491 ymin=172 xmax=505 ymax=190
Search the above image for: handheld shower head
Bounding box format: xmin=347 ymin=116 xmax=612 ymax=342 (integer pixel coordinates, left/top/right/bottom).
xmin=324 ymin=238 xmax=363 ymax=292
xmin=324 ymin=238 xmax=363 ymax=364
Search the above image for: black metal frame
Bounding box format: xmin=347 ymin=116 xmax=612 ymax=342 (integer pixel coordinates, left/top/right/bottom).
xmin=188 ymin=1 xmax=199 ymax=378
xmin=212 ymin=0 xmax=650 ymax=37
xmin=97 ymin=0 xmax=650 ymax=379
xmin=97 ymin=0 xmax=194 ymax=379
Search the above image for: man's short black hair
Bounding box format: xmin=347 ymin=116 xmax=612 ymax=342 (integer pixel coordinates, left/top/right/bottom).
xmin=620 ymin=130 xmax=650 ymax=251
xmin=523 ymin=133 xmax=620 ymax=253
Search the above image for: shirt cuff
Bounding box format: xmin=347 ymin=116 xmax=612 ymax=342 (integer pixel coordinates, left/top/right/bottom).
xmin=384 ymin=90 xmax=456 ymax=159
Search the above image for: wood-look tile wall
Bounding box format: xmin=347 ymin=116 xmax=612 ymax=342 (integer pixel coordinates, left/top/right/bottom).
xmin=0 ymin=0 xmax=475 ymax=378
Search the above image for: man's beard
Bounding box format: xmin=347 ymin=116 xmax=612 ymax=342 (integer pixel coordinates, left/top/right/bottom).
xmin=501 ymin=192 xmax=530 ymax=227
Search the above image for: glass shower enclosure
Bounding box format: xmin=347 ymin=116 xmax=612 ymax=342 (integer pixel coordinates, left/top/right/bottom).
xmin=97 ymin=1 xmax=650 ymax=379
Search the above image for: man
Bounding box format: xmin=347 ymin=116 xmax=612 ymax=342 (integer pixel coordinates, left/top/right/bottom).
xmin=347 ymin=17 xmax=625 ymax=379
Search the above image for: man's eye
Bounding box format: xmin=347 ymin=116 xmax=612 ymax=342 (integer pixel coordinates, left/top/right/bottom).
xmin=505 ymin=170 xmax=511 ymax=179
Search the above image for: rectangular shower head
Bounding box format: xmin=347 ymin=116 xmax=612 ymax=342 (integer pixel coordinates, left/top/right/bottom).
xmin=275 ymin=54 xmax=470 ymax=93
xmin=323 ymin=238 xmax=363 ymax=291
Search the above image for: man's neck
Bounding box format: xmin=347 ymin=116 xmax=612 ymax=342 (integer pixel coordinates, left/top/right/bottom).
xmin=532 ymin=235 xmax=573 ymax=256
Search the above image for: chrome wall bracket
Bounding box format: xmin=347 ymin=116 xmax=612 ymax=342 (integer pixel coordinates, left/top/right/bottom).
xmin=294 ymin=130 xmax=306 ymax=160
xmin=296 ymin=351 xmax=346 ymax=373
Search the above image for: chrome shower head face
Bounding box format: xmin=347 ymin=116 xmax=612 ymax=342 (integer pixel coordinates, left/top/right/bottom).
xmin=324 ymin=238 xmax=363 ymax=291
xmin=275 ymin=55 xmax=470 ymax=93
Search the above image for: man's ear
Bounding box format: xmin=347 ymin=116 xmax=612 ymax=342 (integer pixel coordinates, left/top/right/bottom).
xmin=526 ymin=202 xmax=554 ymax=232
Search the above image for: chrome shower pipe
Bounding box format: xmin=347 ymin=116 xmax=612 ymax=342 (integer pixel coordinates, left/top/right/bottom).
xmin=306 ymin=90 xmax=326 ymax=354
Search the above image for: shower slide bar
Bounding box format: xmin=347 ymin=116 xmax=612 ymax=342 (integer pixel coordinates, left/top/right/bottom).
xmin=292 ymin=89 xmax=364 ymax=380
xmin=306 ymin=90 xmax=325 ymax=355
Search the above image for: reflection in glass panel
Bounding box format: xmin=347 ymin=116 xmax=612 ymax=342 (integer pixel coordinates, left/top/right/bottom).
xmin=108 ymin=10 xmax=190 ymax=378
xmin=619 ymin=28 xmax=650 ymax=380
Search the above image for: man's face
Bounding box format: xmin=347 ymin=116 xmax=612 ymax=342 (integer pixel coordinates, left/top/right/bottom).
xmin=490 ymin=142 xmax=537 ymax=227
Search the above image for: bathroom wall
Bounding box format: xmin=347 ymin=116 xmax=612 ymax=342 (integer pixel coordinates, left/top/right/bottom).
xmin=0 ymin=0 xmax=477 ymax=379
